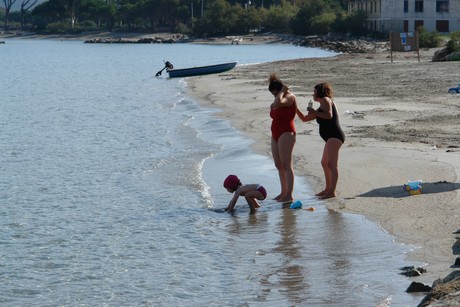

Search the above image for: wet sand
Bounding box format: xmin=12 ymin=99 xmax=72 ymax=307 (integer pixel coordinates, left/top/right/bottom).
xmin=186 ymin=47 xmax=460 ymax=287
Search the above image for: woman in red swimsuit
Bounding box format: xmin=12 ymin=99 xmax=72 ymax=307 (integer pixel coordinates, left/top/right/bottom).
xmin=269 ymin=73 xmax=297 ymax=202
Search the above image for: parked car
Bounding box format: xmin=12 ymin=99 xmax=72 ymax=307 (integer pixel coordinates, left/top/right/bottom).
xmin=448 ymin=84 xmax=460 ymax=94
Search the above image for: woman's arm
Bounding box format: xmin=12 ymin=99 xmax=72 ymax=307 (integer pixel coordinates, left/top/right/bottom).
xmin=314 ymin=97 xmax=333 ymax=120
xmin=296 ymin=108 xmax=316 ymax=122
xmin=271 ymin=85 xmax=292 ymax=108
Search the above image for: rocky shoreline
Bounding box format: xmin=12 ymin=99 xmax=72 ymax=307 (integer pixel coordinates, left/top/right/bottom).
xmin=3 ymin=30 xmax=457 ymax=60
xmin=82 ymin=32 xmax=387 ymax=54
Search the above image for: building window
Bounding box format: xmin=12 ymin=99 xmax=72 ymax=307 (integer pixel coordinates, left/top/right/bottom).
xmin=415 ymin=0 xmax=424 ymax=12
xmin=415 ymin=20 xmax=424 ymax=31
xmin=436 ymin=1 xmax=449 ymax=12
xmin=404 ymin=0 xmax=408 ymax=12
xmin=436 ymin=20 xmax=449 ymax=32
xmin=404 ymin=20 xmax=409 ymax=32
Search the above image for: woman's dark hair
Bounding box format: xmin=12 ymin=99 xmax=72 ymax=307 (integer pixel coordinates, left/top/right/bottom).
xmin=314 ymin=82 xmax=334 ymax=98
xmin=268 ymin=72 xmax=283 ymax=92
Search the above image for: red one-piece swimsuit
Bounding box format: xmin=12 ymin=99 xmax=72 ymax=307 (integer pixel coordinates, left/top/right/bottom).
xmin=270 ymin=101 xmax=296 ymax=141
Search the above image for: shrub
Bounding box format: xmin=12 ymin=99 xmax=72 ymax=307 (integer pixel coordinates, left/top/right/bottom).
xmin=445 ymin=31 xmax=460 ymax=53
xmin=46 ymin=22 xmax=69 ymax=33
xmin=79 ymin=20 xmax=98 ymax=29
xmin=175 ymin=22 xmax=191 ymax=34
xmin=417 ymin=26 xmax=443 ymax=48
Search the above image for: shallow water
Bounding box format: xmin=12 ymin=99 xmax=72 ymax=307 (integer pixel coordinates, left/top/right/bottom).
xmin=0 ymin=39 xmax=423 ymax=306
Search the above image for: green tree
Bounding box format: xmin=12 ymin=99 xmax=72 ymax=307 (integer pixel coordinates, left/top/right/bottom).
xmin=309 ymin=11 xmax=335 ymax=35
xmin=61 ymin=0 xmax=86 ymax=29
xmin=290 ymin=0 xmax=331 ymax=35
xmin=80 ymin=0 xmax=115 ymax=29
xmin=264 ymin=0 xmax=297 ymax=32
xmin=31 ymin=0 xmax=86 ymax=29
xmin=331 ymin=10 xmax=367 ymax=36
xmin=32 ymin=0 xmax=67 ymax=23
xmin=193 ymin=0 xmax=232 ymax=35
xmin=238 ymin=5 xmax=262 ymax=32
xmin=116 ymin=0 xmax=139 ymax=29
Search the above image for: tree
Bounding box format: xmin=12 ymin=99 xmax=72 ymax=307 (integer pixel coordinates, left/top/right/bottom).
xmin=309 ymin=12 xmax=335 ymax=35
xmin=32 ymin=0 xmax=67 ymax=29
xmin=3 ymin=0 xmax=18 ymax=29
xmin=20 ymin=0 xmax=38 ymax=29
xmin=193 ymin=0 xmax=232 ymax=35
xmin=80 ymin=0 xmax=115 ymax=29
xmin=264 ymin=0 xmax=297 ymax=32
xmin=62 ymin=0 xmax=85 ymax=29
xmin=290 ymin=0 xmax=331 ymax=35
xmin=331 ymin=10 xmax=367 ymax=36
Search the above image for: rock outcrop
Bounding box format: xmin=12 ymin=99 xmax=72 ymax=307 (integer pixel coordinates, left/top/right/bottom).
xmin=296 ymin=34 xmax=388 ymax=54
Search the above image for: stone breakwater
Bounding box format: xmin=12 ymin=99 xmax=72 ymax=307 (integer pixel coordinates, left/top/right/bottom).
xmin=82 ymin=33 xmax=389 ymax=54
xmin=84 ymin=36 xmax=178 ymax=44
xmin=295 ymin=34 xmax=388 ymax=53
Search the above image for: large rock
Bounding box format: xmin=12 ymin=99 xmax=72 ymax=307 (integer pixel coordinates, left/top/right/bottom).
xmin=432 ymin=48 xmax=460 ymax=61
xmin=418 ymin=271 xmax=460 ymax=306
xmin=407 ymin=281 xmax=432 ymax=293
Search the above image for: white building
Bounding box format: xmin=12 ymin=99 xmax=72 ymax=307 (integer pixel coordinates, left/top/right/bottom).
xmin=348 ymin=0 xmax=460 ymax=33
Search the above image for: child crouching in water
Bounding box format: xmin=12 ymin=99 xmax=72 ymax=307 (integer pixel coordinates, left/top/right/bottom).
xmin=223 ymin=175 xmax=267 ymax=214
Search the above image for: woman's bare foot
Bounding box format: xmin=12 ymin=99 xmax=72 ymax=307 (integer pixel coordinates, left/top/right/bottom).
xmin=318 ymin=192 xmax=336 ymax=199
xmin=278 ymin=196 xmax=294 ymax=203
xmin=273 ymin=194 xmax=283 ymax=201
xmin=315 ymin=190 xmax=326 ymax=197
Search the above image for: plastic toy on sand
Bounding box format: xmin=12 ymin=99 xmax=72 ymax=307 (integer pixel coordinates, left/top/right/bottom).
xmin=290 ymin=200 xmax=302 ymax=209
xmin=404 ymin=180 xmax=422 ymax=195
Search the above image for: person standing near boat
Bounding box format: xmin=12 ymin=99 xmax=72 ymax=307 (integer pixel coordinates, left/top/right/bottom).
xmin=268 ymin=73 xmax=297 ymax=202
xmin=296 ymin=82 xmax=344 ymax=199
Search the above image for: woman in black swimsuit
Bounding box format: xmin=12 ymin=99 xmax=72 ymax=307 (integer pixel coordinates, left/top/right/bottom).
xmin=296 ymin=82 xmax=344 ymax=199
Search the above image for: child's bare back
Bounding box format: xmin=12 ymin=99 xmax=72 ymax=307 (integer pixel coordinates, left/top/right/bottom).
xmin=223 ymin=175 xmax=267 ymax=214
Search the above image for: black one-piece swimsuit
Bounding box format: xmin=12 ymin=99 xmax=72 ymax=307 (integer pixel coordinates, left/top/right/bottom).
xmin=316 ymin=102 xmax=345 ymax=143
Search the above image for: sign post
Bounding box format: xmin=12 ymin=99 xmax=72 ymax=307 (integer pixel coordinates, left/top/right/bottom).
xmin=389 ymin=32 xmax=420 ymax=62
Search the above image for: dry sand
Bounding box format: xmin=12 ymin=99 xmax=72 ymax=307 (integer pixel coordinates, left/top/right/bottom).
xmin=186 ymin=47 xmax=460 ymax=286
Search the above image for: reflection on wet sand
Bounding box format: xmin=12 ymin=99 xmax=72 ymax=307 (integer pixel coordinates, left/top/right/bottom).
xmin=259 ymin=207 xmax=309 ymax=304
xmin=220 ymin=201 xmax=419 ymax=305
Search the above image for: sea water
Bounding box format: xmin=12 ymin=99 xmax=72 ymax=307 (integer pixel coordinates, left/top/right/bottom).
xmin=0 ymin=39 xmax=423 ymax=306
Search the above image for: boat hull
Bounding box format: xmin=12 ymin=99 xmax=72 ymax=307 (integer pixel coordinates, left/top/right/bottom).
xmin=167 ymin=62 xmax=237 ymax=78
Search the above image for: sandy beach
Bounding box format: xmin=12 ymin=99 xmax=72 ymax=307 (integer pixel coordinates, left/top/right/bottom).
xmin=3 ymin=31 xmax=458 ymax=301
xmin=186 ymin=47 xmax=460 ymax=288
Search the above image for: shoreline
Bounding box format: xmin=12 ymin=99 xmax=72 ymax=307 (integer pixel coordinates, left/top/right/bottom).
xmin=4 ymin=30 xmax=459 ymax=303
xmin=185 ymin=49 xmax=460 ymax=303
xmin=0 ymin=31 xmax=296 ymax=43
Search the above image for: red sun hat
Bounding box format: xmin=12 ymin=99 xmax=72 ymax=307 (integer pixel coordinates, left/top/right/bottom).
xmin=223 ymin=175 xmax=240 ymax=190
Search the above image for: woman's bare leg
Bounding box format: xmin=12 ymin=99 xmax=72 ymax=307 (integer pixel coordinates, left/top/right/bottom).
xmin=319 ymin=138 xmax=342 ymax=199
xmin=271 ymin=137 xmax=285 ymax=200
xmin=276 ymin=133 xmax=296 ymax=202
